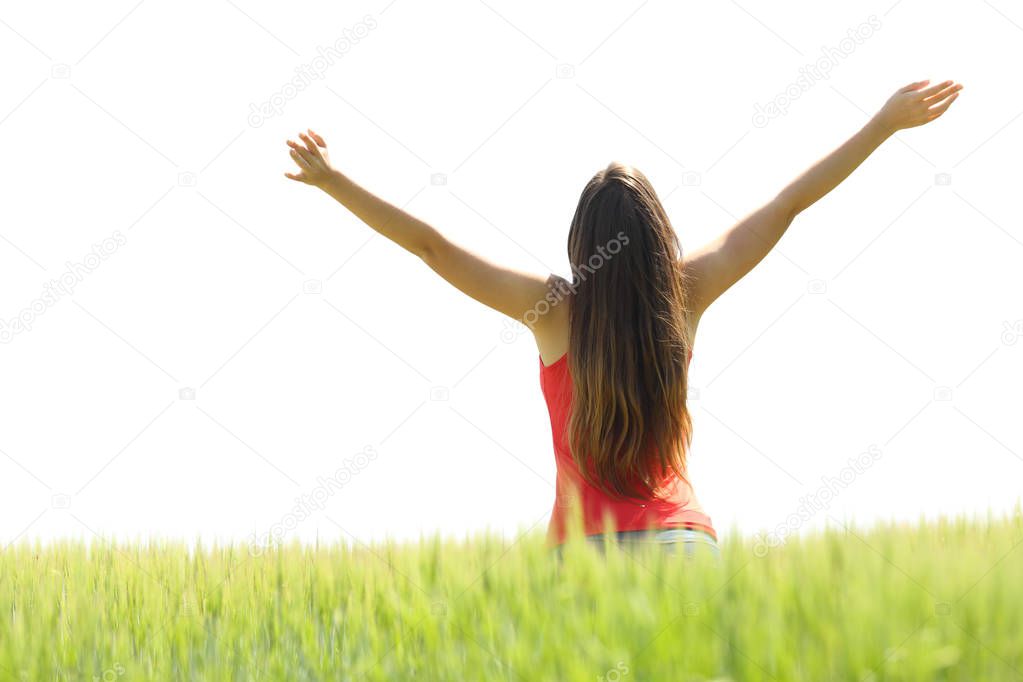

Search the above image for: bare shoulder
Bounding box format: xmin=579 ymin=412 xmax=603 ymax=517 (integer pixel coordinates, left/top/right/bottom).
xmin=681 ymin=256 xmax=706 ymax=346
xmin=533 ymin=274 xmax=572 ymax=365
xmin=685 ymin=306 xmax=702 ymax=353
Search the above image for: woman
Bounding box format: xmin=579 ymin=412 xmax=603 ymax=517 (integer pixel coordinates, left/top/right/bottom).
xmin=284 ymin=79 xmax=962 ymax=555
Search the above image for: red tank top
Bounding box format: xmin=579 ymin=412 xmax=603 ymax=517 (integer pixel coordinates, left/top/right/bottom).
xmin=539 ymin=348 xmax=715 ymax=545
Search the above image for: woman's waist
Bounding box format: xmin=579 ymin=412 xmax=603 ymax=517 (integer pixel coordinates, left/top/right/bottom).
xmin=550 ymin=493 xmax=715 ymax=539
xmin=553 ymin=466 xmax=704 ymax=510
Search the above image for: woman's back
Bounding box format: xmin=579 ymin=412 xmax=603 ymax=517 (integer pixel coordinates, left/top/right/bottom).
xmin=539 ymin=342 xmax=715 ymax=545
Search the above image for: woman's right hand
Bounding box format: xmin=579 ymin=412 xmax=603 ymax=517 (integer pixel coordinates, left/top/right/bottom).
xmin=873 ymin=80 xmax=963 ymax=133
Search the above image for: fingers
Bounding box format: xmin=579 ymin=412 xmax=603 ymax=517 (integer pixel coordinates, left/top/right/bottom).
xmin=924 ymin=82 xmax=962 ymax=103
xmin=899 ymin=80 xmax=929 ymax=93
xmin=289 ymin=147 xmax=312 ymax=169
xmin=298 ymin=132 xmax=323 ymax=160
xmin=283 ymin=130 xmax=331 ymax=184
xmin=927 ymin=91 xmax=960 ymax=119
xmin=287 ymin=139 xmax=314 ymax=166
xmin=917 ymin=80 xmax=954 ymax=99
xmin=307 ymin=129 xmax=327 ymax=148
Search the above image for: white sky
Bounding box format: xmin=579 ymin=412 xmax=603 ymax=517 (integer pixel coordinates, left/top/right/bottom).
xmin=1 ymin=0 xmax=1021 ymax=549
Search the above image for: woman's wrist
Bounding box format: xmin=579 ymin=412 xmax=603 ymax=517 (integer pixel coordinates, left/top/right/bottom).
xmin=865 ymin=113 xmax=896 ymax=141
xmin=318 ymin=168 xmax=348 ymax=191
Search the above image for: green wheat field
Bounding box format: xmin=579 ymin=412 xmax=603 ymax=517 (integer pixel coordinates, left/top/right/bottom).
xmin=2 ymin=512 xmax=1022 ymax=681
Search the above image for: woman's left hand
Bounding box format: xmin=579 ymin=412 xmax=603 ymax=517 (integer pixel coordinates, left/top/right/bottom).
xmin=285 ymin=129 xmax=335 ymax=187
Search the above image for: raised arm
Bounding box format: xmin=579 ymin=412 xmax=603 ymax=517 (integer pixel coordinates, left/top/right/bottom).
xmin=285 ymin=130 xmax=558 ymax=330
xmin=684 ymin=79 xmax=962 ymax=323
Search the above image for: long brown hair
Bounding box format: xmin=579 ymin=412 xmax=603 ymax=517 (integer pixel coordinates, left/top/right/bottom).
xmin=563 ymin=161 xmax=694 ymax=499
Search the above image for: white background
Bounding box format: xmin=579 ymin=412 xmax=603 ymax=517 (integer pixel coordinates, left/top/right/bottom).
xmin=1 ymin=0 xmax=1021 ymax=549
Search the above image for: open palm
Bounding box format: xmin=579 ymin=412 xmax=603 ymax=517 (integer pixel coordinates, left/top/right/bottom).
xmin=285 ymin=129 xmax=334 ymax=186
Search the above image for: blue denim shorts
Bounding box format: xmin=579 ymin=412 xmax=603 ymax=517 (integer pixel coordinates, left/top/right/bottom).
xmin=577 ymin=528 xmax=721 ymax=560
